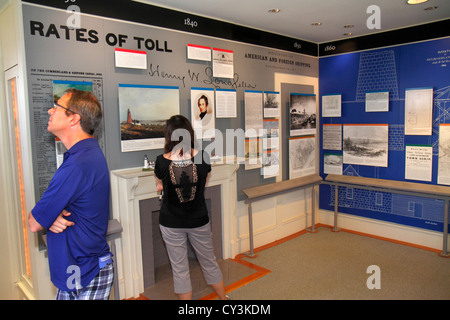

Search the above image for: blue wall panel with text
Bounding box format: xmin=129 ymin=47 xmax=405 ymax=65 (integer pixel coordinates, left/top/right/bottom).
xmin=319 ymin=37 xmax=450 ymax=232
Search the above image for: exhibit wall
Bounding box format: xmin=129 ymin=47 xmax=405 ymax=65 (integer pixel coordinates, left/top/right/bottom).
xmin=319 ymin=37 xmax=450 ymax=232
xmin=22 ymin=2 xmax=318 ymax=202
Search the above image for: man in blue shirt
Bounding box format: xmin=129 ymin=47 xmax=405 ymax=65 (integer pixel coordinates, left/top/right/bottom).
xmin=28 ymin=89 xmax=113 ymax=300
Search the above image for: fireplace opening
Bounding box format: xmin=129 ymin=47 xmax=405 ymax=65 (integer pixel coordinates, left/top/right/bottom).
xmin=139 ymin=185 xmax=222 ymax=289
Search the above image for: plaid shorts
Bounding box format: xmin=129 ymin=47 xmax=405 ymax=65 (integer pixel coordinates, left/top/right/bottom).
xmin=55 ymin=263 xmax=114 ymax=300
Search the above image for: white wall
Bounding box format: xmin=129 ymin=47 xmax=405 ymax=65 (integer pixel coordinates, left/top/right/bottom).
xmin=230 ymin=73 xmax=320 ymax=255
xmin=0 ymin=1 xmax=21 ymax=300
xmin=233 ymin=187 xmax=317 ymax=255
xmin=318 ymin=209 xmax=449 ymax=253
xmin=0 ymin=0 xmax=54 ymax=300
xmin=2 ymin=0 xmax=446 ymax=301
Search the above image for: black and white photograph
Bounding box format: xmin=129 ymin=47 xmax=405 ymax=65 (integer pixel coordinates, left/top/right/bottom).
xmin=324 ymin=153 xmax=343 ymax=175
xmin=343 ymin=124 xmax=388 ymax=167
xmin=289 ymin=93 xmax=316 ymax=136
xmin=263 ymin=91 xmax=280 ymax=118
xmin=191 ymin=87 xmax=215 ymax=139
xmin=289 ymin=136 xmax=316 ymax=178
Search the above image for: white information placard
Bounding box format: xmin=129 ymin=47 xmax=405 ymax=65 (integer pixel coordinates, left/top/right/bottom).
xmin=115 ymin=48 xmax=147 ymax=69
xmin=366 ymin=90 xmax=389 ymax=112
xmin=187 ymin=44 xmax=211 ymax=61
xmin=245 ymin=90 xmax=263 ymax=137
xmin=213 ymin=47 xmax=234 ymax=78
xmin=438 ymin=124 xmax=450 ymax=185
xmin=215 ymin=88 xmax=237 ymax=118
xmin=405 ymin=145 xmax=432 ymax=182
xmin=322 ymin=94 xmax=341 ymax=117
xmin=405 ymin=87 xmax=433 ymax=135
xmin=323 ymin=124 xmax=342 ymax=150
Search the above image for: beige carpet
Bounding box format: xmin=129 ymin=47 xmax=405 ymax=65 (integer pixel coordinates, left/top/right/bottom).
xmin=141 ymin=257 xmax=265 ymax=300
xmin=139 ymin=226 xmax=449 ymax=300
xmin=230 ymin=227 xmax=450 ymax=300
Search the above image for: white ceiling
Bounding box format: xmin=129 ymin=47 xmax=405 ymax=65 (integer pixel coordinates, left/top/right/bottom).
xmin=134 ymin=0 xmax=450 ymax=43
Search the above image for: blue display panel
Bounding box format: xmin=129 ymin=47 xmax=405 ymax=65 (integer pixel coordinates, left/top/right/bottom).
xmin=319 ymin=38 xmax=450 ymax=232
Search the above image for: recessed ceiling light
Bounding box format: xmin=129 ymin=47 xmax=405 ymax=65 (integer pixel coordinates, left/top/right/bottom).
xmin=311 ymin=22 xmax=322 ymax=26
xmin=407 ymin=0 xmax=429 ymax=4
xmin=268 ymin=8 xmax=280 ymax=13
xmin=424 ymin=6 xmax=438 ymax=10
xmin=344 ymin=25 xmax=354 ymax=28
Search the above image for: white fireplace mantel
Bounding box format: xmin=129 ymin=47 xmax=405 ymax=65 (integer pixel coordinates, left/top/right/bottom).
xmin=110 ymin=162 xmax=239 ymax=299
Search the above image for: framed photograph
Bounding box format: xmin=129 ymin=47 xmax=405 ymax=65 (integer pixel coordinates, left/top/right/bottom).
xmin=289 ymin=93 xmax=316 ymax=136
xmin=191 ymin=87 xmax=215 ymax=139
xmin=263 ymin=91 xmax=280 ymax=118
xmin=289 ymin=135 xmax=315 ymax=178
xmin=119 ymin=84 xmax=180 ymax=152
xmin=343 ymin=124 xmax=388 ymax=167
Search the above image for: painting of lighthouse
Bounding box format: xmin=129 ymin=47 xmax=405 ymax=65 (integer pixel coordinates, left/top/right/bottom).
xmin=119 ymin=84 xmax=180 ymax=152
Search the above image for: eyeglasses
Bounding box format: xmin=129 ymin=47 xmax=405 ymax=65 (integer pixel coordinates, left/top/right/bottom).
xmin=52 ymin=103 xmax=81 ymax=122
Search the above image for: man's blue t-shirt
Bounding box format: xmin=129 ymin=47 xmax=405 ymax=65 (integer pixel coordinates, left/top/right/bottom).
xmin=32 ymin=138 xmax=111 ymax=292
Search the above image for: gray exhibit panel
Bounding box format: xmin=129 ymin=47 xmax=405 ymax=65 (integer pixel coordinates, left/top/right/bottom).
xmin=22 ymin=4 xmax=318 ymax=200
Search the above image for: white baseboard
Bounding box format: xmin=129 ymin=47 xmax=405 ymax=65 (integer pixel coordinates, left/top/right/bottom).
xmin=318 ymin=209 xmax=449 ymax=253
xmin=231 ymin=202 xmax=448 ymax=258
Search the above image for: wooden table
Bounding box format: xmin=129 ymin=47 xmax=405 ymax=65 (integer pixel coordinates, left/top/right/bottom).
xmin=242 ymin=174 xmax=322 ymax=257
xmin=323 ymin=174 xmax=450 ymax=257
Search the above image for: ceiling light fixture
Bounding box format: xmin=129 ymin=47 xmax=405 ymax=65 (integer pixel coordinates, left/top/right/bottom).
xmin=406 ymin=0 xmax=429 ymax=4
xmin=268 ymin=8 xmax=280 ymax=13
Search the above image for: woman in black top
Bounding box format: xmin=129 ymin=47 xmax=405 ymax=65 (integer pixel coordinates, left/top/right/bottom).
xmin=155 ymin=115 xmax=227 ymax=300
